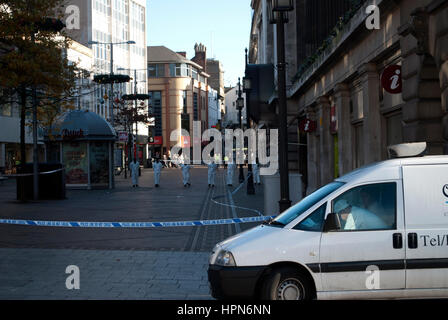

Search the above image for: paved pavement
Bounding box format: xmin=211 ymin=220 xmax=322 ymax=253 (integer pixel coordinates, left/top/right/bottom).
xmin=0 ymin=165 xmax=267 ymax=299
xmin=0 ymin=166 xmax=265 ymax=251
xmin=0 ymin=248 xmax=211 ymax=300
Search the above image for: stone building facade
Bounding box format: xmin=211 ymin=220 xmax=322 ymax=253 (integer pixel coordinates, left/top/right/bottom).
xmin=289 ymin=0 xmax=448 ymax=194
xmin=249 ymin=0 xmax=351 ymax=176
xmin=249 ymin=0 xmax=448 ymax=196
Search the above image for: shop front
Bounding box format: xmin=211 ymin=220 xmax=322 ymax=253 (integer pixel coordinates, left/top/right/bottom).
xmin=44 ymin=110 xmax=116 ymax=189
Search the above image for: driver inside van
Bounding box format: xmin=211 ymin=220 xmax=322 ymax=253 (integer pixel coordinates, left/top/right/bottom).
xmin=334 ymin=199 xmax=388 ymax=231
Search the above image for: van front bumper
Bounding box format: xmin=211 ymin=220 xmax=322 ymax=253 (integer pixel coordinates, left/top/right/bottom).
xmin=208 ymin=264 xmax=265 ymax=299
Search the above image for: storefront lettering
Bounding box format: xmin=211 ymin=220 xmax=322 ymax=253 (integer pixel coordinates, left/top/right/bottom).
xmin=62 ymin=129 xmax=84 ymax=140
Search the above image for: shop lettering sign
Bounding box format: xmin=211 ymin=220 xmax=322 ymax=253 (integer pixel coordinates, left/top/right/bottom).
xmin=62 ymin=129 xmax=84 ymax=140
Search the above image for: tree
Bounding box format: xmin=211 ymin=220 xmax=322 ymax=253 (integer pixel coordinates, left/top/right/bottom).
xmin=0 ymin=0 xmax=78 ymax=164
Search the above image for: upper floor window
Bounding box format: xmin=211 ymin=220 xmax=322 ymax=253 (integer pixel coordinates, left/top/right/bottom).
xmin=192 ymin=67 xmax=198 ymax=80
xmin=169 ymin=64 xmax=190 ymax=77
xmin=148 ymin=64 xmax=164 ymax=78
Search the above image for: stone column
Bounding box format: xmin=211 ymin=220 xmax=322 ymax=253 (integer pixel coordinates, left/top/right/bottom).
xmin=428 ymin=2 xmax=448 ymax=153
xmin=359 ymin=63 xmax=382 ymax=164
xmin=305 ymin=106 xmax=319 ymax=194
xmin=316 ymin=96 xmax=333 ymax=186
xmin=334 ymin=83 xmax=352 ymax=176
xmin=399 ymin=4 xmax=445 ymax=154
xmin=287 ymin=99 xmax=299 ymax=172
xmin=441 ymin=60 xmax=448 ymax=154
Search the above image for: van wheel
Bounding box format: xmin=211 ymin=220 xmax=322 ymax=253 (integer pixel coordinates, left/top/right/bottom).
xmin=260 ymin=267 xmax=312 ymax=300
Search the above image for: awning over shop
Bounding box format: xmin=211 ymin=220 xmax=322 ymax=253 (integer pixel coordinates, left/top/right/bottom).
xmin=44 ymin=110 xmax=116 ymax=142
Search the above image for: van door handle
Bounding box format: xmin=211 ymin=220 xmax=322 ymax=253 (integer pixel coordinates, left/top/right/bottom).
xmin=408 ymin=233 xmax=418 ymax=249
xmin=393 ymin=233 xmax=403 ymax=249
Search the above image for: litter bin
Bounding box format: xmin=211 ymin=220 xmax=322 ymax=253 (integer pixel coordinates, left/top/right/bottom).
xmin=16 ymin=163 xmax=66 ymax=201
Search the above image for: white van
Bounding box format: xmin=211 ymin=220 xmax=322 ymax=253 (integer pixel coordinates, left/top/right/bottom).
xmin=208 ymin=146 xmax=448 ymax=300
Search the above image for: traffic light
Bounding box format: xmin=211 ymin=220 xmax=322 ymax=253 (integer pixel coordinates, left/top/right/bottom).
xmin=148 ymin=128 xmax=154 ymax=143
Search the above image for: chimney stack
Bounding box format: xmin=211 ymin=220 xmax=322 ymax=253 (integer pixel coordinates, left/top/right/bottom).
xmin=192 ymin=42 xmax=207 ymax=72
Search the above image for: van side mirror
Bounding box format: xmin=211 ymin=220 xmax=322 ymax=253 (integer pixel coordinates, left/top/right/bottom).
xmin=323 ymin=213 xmax=341 ymax=232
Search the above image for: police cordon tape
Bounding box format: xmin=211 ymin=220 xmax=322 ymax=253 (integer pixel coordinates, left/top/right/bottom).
xmin=0 ymin=167 xmax=268 ymax=228
xmin=210 ymin=172 xmax=264 ymax=217
xmin=2 ymin=168 xmax=65 ymax=178
xmin=0 ymin=215 xmax=276 ymax=228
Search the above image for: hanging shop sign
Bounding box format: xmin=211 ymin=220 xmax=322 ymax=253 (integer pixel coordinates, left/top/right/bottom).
xmin=299 ymin=118 xmax=317 ymax=133
xmin=381 ymin=65 xmax=402 ymax=94
xmin=330 ymin=105 xmax=338 ymax=134
xmin=148 ymin=136 xmax=163 ymax=145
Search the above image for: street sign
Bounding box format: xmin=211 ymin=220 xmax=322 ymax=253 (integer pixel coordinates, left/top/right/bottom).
xmin=118 ymin=131 xmax=128 ymax=142
xmin=381 ymin=65 xmax=402 ymax=94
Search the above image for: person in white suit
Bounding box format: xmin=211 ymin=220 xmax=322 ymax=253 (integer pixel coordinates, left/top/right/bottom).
xmin=226 ymin=159 xmax=235 ymax=186
xmin=153 ymin=158 xmax=163 ymax=187
xmin=207 ymin=161 xmax=218 ymax=188
xmin=180 ymin=162 xmax=191 ymax=187
xmin=130 ymin=159 xmax=140 ymax=187
xmin=252 ymin=160 xmax=261 ymax=185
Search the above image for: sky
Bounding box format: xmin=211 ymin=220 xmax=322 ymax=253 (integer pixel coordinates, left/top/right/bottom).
xmin=146 ymin=0 xmax=252 ymax=88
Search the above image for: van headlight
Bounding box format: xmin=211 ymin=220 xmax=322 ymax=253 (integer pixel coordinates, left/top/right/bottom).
xmin=215 ymin=250 xmax=236 ymax=267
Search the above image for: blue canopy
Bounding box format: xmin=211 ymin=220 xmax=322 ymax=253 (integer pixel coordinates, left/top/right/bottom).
xmin=44 ymin=110 xmax=116 ymax=141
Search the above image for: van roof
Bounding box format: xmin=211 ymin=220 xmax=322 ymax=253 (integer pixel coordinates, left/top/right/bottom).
xmin=336 ymin=155 xmax=448 ymax=184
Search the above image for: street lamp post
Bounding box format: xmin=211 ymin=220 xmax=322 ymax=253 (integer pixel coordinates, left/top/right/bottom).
xmin=269 ymin=0 xmax=294 ymax=213
xmin=236 ymin=78 xmax=245 ymax=183
xmin=118 ymin=67 xmax=148 ymax=167
xmin=31 ymin=31 xmax=38 ymax=201
xmin=89 ymin=40 xmax=135 ymax=188
xmin=244 ymin=49 xmax=255 ymax=195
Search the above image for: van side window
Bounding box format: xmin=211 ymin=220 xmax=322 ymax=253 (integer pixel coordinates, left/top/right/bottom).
xmin=332 ymin=182 xmax=396 ymax=231
xmin=294 ymin=203 xmax=327 ymax=232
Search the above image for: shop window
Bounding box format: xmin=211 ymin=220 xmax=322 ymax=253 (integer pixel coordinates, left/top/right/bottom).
xmin=385 ymin=112 xmax=403 ymax=147
xmin=63 ymin=142 xmax=88 ymax=185
xmin=353 ymin=122 xmax=363 ymax=168
xmin=89 ymin=142 xmax=109 ymax=186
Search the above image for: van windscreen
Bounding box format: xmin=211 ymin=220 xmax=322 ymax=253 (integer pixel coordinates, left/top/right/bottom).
xmin=273 ymin=182 xmax=345 ymax=226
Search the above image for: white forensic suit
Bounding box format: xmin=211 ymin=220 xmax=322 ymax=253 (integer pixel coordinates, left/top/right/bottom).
xmin=226 ymin=161 xmax=236 ymax=186
xmin=208 ymin=162 xmax=218 ymax=187
xmin=130 ymin=160 xmax=140 ymax=187
xmin=252 ymin=163 xmax=261 ymax=184
xmin=334 ymin=199 xmax=388 ymax=231
xmin=153 ymin=161 xmax=163 ymax=186
xmin=180 ymin=163 xmax=191 ymax=186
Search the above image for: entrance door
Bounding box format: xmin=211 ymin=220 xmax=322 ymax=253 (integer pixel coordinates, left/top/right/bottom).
xmin=319 ymin=182 xmax=406 ymax=294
